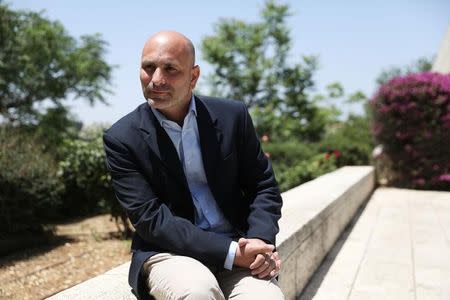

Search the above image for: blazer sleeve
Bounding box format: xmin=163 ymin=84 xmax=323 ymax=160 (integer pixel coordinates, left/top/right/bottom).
xmin=238 ymin=103 xmax=283 ymax=245
xmin=103 ymin=132 xmax=232 ymax=268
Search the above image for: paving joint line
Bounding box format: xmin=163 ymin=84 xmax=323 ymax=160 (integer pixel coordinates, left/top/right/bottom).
xmin=407 ymin=196 xmax=418 ymax=300
xmin=346 ymin=195 xmax=382 ymax=299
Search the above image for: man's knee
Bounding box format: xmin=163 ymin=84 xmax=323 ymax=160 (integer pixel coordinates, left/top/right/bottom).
xmin=218 ymin=268 xmax=285 ymax=300
xmin=179 ymin=277 xmax=224 ymax=300
xmin=145 ymin=254 xmax=224 ymax=300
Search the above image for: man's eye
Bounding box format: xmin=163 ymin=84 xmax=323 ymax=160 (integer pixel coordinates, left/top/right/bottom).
xmin=144 ymin=65 xmax=155 ymax=72
xmin=166 ymin=66 xmax=176 ymax=72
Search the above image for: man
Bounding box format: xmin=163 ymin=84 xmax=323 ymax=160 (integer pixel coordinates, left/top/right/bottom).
xmin=103 ymin=31 xmax=284 ymax=300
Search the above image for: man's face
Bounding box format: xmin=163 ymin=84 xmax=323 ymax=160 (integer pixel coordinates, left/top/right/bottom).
xmin=140 ymin=34 xmax=199 ymax=116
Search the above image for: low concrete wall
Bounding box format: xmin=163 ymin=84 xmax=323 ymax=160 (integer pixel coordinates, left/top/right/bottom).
xmin=48 ymin=166 xmax=375 ymax=300
xmin=276 ymin=166 xmax=374 ymax=299
xmin=46 ymin=262 xmax=132 ymax=299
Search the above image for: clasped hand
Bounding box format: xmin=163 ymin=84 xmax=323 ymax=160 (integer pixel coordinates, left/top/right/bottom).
xmin=233 ymin=238 xmax=281 ymax=279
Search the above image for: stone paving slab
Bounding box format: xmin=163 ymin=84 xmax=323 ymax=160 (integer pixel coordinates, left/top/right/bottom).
xmin=299 ymin=187 xmax=450 ymax=300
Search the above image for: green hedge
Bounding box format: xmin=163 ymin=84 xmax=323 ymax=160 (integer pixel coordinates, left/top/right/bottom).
xmin=58 ymin=132 xmax=115 ymax=217
xmin=0 ymin=127 xmax=64 ymax=235
xmin=58 ymin=127 xmax=131 ymax=236
xmin=262 ymin=141 xmax=317 ymax=166
xmin=262 ymin=141 xmax=338 ymax=191
xmin=0 ymin=120 xmax=373 ymax=237
xmin=318 ymin=115 xmax=373 ymax=167
xmin=273 ymin=153 xmax=338 ymax=192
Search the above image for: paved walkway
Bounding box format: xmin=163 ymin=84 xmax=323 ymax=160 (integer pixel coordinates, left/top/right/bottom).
xmin=299 ymin=187 xmax=450 ymax=300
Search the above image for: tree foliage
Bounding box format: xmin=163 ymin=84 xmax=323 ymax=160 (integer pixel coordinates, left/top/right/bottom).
xmin=0 ymin=126 xmax=64 ymax=235
xmin=58 ymin=125 xmax=133 ymax=237
xmin=376 ymin=56 xmax=433 ymax=87
xmin=0 ymin=1 xmax=113 ymax=123
xmin=201 ymin=0 xmax=326 ymax=141
xmin=319 ymin=115 xmax=374 ymax=167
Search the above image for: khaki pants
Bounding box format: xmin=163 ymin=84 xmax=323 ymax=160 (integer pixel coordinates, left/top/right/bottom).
xmin=142 ymin=253 xmax=285 ymax=300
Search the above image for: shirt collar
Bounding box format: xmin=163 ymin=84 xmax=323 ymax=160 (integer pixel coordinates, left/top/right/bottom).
xmin=151 ymin=95 xmax=197 ymax=127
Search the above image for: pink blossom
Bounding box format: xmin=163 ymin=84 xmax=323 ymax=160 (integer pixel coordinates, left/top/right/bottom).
xmin=370 ymin=71 xmax=450 ymax=190
xmin=438 ymin=174 xmax=450 ymax=182
xmin=414 ymin=178 xmax=426 ymax=186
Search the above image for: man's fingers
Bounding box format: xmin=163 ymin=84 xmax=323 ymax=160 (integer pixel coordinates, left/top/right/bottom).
xmin=258 ymin=267 xmax=273 ymax=278
xmin=252 ymin=258 xmax=270 ymax=275
xmin=241 ymin=238 xmax=274 ymax=251
xmin=257 ymin=258 xmax=275 ymax=278
xmin=248 ymin=243 xmax=274 ymax=254
xmin=238 ymin=238 xmax=248 ymax=247
xmin=249 ymin=253 xmax=266 ymax=270
xmin=272 ymin=251 xmax=279 ymax=259
xmin=265 ymin=244 xmax=275 ymax=252
xmin=269 ymin=253 xmax=281 ymax=278
xmin=269 ymin=260 xmax=281 ymax=277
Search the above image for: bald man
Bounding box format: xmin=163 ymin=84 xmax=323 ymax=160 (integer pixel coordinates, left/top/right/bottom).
xmin=103 ymin=31 xmax=284 ymax=300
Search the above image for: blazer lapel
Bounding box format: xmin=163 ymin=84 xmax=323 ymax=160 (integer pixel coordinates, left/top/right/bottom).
xmin=138 ymin=104 xmax=188 ymax=188
xmin=195 ymin=97 xmax=222 ymax=192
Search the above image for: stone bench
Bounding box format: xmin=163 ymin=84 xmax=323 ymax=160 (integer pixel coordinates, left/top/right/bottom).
xmin=48 ymin=166 xmax=375 ymax=300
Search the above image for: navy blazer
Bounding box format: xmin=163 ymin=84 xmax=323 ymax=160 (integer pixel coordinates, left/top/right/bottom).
xmin=103 ymin=96 xmax=282 ymax=300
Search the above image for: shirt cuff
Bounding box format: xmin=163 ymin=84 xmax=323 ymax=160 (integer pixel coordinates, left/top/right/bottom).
xmin=224 ymin=241 xmax=238 ymax=270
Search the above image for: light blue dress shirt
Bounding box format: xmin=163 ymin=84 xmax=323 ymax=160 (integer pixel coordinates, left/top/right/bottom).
xmin=151 ymin=97 xmax=238 ymax=270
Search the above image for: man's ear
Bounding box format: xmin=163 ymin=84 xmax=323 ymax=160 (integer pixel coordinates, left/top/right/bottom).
xmin=191 ymin=65 xmax=200 ymax=89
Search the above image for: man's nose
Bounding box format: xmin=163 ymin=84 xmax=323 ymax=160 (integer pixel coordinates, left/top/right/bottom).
xmin=151 ymin=68 xmax=165 ymax=86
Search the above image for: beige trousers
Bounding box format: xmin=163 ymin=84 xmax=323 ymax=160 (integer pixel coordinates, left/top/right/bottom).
xmin=142 ymin=253 xmax=285 ymax=300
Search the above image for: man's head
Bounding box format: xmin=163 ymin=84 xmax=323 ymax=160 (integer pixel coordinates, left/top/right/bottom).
xmin=140 ymin=31 xmax=200 ymax=121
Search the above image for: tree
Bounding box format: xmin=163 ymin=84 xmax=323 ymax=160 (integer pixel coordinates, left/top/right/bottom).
xmin=376 ymin=56 xmax=433 ymax=87
xmin=32 ymin=105 xmax=82 ymax=158
xmin=0 ymin=1 xmax=113 ymax=123
xmin=201 ymin=0 xmax=326 ymax=142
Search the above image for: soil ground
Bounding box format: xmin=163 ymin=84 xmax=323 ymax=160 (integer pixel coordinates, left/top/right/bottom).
xmin=0 ymin=214 xmax=132 ymax=300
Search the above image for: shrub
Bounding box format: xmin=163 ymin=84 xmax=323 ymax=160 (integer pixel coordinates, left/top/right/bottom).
xmin=273 ymin=153 xmax=338 ymax=192
xmin=261 ymin=139 xmax=341 ymax=191
xmin=0 ymin=126 xmax=64 ymax=236
xmin=262 ymin=140 xmax=317 ymax=167
xmin=319 ymin=115 xmax=374 ymax=167
xmin=370 ymin=72 xmax=450 ymax=190
xmin=58 ymin=131 xmax=114 ymax=217
xmin=58 ymin=126 xmax=132 ymax=236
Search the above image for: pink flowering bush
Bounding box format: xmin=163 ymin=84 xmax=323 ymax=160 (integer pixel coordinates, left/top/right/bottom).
xmin=371 ymin=72 xmax=450 ymax=190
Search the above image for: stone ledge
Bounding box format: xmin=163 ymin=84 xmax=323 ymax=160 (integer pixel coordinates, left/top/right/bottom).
xmin=277 ymin=166 xmax=375 ymax=299
xmin=48 ymin=166 xmax=375 ymax=300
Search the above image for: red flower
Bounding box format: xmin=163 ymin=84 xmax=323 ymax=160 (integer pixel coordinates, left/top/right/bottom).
xmin=333 ymin=149 xmax=341 ymax=158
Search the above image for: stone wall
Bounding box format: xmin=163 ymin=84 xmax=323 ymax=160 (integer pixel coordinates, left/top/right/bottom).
xmin=277 ymin=166 xmax=375 ymax=299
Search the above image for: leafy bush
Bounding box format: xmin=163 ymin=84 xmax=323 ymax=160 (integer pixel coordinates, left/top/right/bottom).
xmin=58 ymin=126 xmax=132 ymax=236
xmin=370 ymin=72 xmax=450 ymax=190
xmin=262 ymin=140 xmax=318 ymax=167
xmin=261 ymin=126 xmax=371 ymax=192
xmin=58 ymin=129 xmax=114 ymax=217
xmin=0 ymin=126 xmax=64 ymax=235
xmin=273 ymin=153 xmax=338 ymax=192
xmin=319 ymin=115 xmax=374 ymax=167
